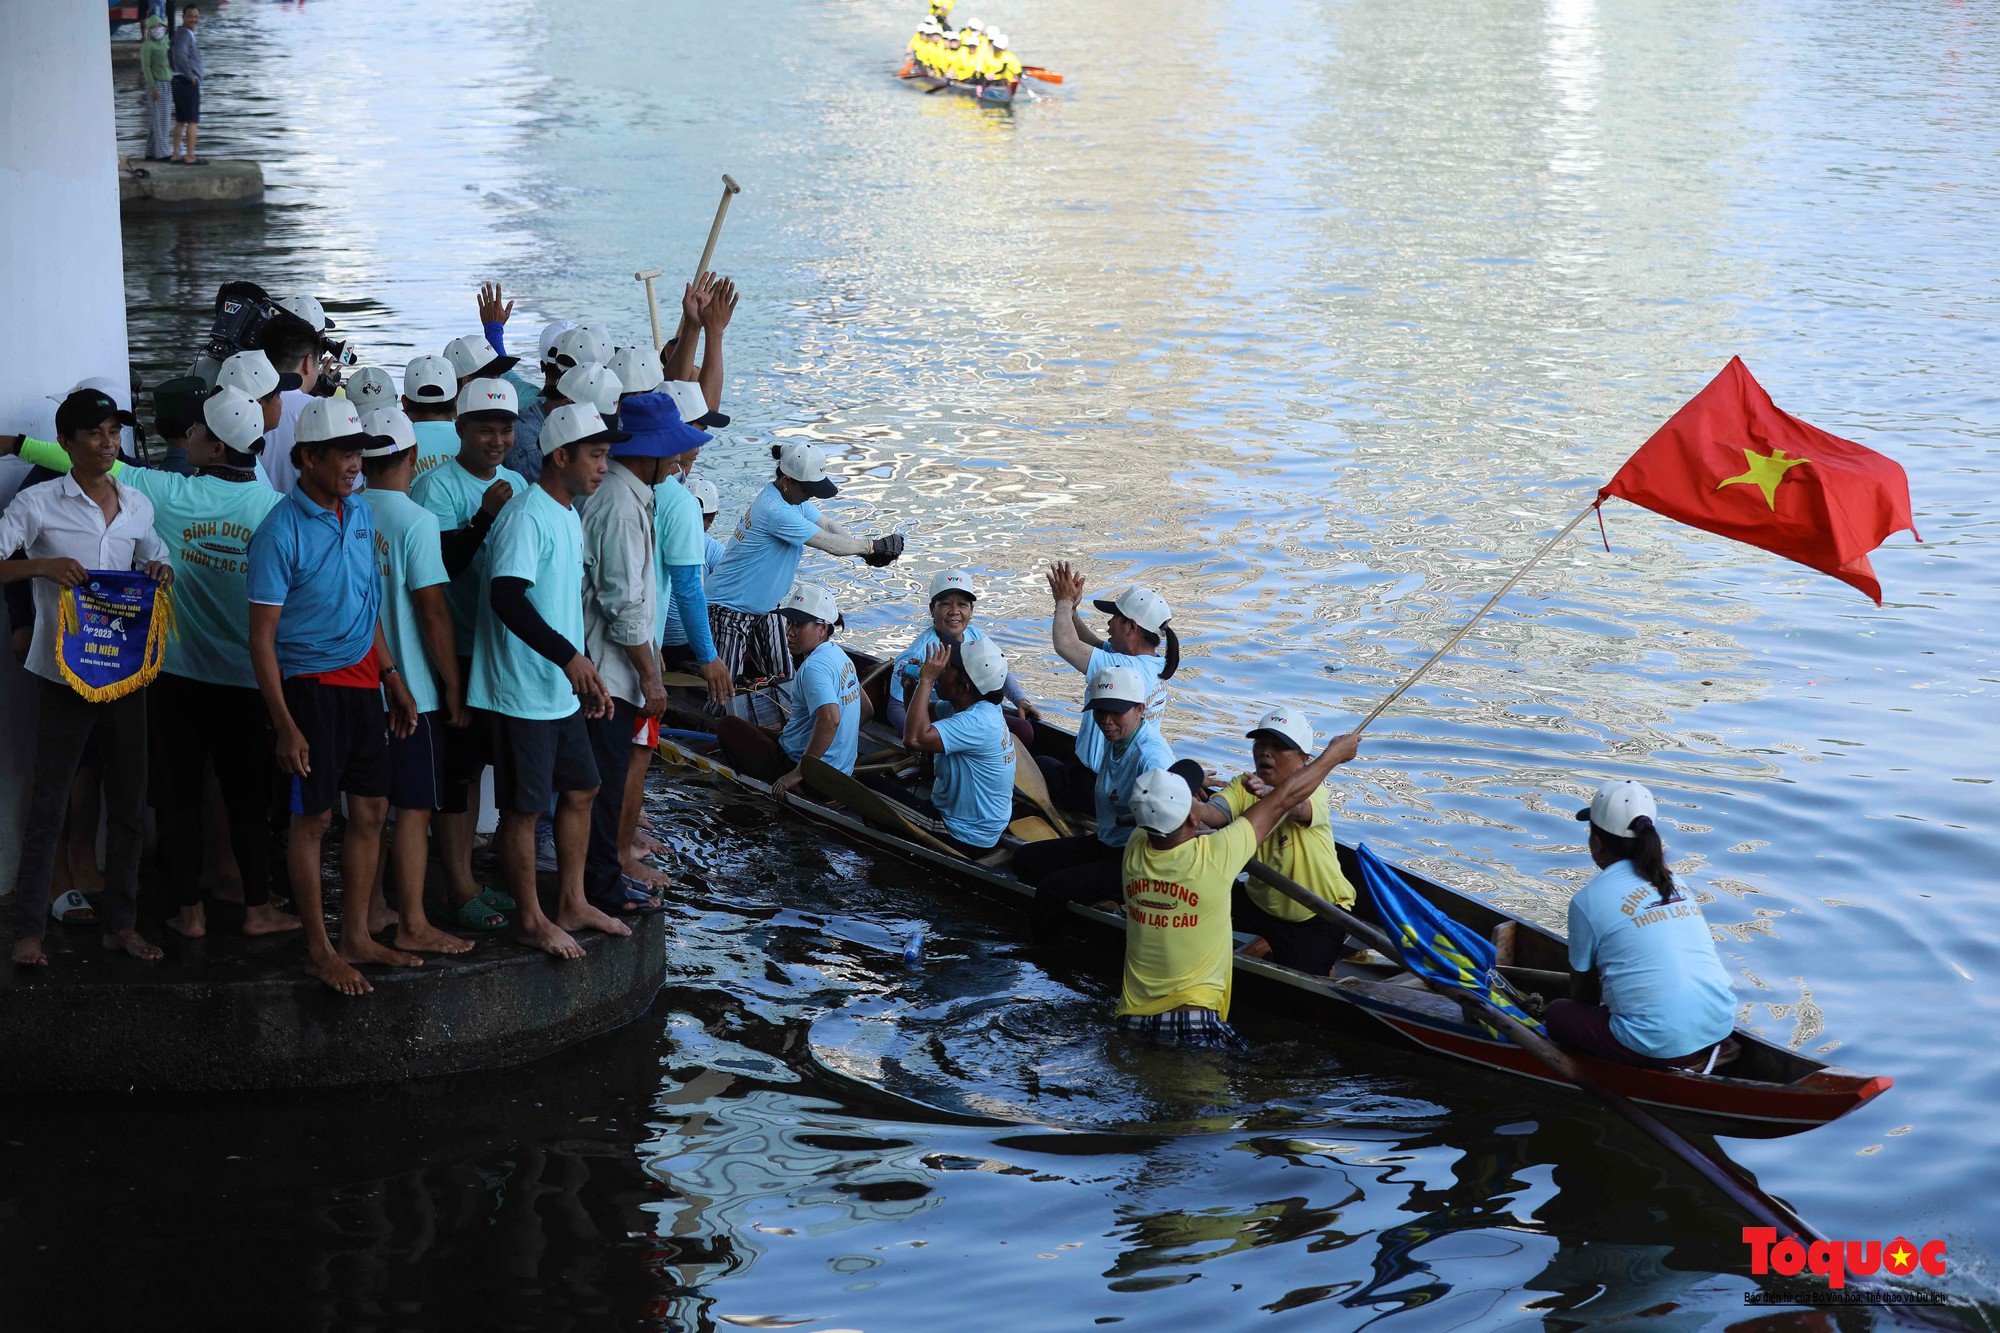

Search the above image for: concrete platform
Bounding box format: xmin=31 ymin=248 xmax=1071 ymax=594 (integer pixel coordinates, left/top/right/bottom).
xmin=0 ymin=903 xmax=667 ymax=1093
xmin=119 ymin=156 xmax=264 ymax=212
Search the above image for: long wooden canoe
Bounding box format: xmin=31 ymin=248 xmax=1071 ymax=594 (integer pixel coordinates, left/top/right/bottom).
xmin=659 ymin=647 xmax=1892 ymax=1139
xmin=896 ymin=56 xmax=1018 ymax=106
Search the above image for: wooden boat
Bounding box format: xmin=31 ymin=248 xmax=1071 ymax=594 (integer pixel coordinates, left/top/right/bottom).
xmin=658 ymin=646 xmax=1892 ymax=1140
xmin=896 ymin=56 xmax=1018 ymax=106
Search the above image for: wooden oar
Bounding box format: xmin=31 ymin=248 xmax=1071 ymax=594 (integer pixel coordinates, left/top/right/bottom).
xmin=692 ymin=175 xmax=741 ymax=289
xmin=1022 ymin=65 xmax=1064 ymax=84
xmin=1241 ymin=858 xmax=1827 ymax=1245
xmin=1011 ymin=750 xmax=1074 ymax=838
xmin=799 ymin=755 xmax=964 ymax=858
xmin=660 ymin=670 xmax=709 ymax=691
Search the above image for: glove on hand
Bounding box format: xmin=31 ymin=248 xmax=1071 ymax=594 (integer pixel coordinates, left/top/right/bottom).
xmin=864 ymin=533 xmax=906 ymax=567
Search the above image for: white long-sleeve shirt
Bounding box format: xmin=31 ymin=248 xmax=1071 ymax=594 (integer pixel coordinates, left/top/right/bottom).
xmin=581 ymin=460 xmax=659 ymax=709
xmin=0 ymin=474 xmax=169 ymax=685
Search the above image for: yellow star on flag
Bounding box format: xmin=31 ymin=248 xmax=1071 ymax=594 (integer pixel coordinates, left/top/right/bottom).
xmin=1716 ymin=447 xmax=1809 ymax=510
xmin=1888 ymin=1244 xmax=1914 ymax=1270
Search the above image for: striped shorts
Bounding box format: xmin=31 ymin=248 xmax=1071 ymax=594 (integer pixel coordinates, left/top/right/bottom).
xmin=1115 ymin=1009 xmax=1248 ymax=1052
xmin=708 ymin=605 xmax=792 ymax=683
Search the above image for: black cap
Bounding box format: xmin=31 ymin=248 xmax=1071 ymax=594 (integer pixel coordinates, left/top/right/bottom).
xmin=55 ymin=390 xmax=136 ymax=437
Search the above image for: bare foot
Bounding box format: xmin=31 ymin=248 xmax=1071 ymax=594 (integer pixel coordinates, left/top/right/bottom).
xmin=100 ymin=929 xmax=164 ymax=962
xmin=558 ymin=902 xmax=633 ymax=939
xmin=394 ymin=922 xmax=474 ymax=955
xmin=367 ymin=901 xmax=399 ymax=934
xmin=11 ymin=938 xmax=47 ymax=967
xmin=1241 ymin=936 xmax=1273 ymax=961
xmin=340 ymin=938 xmax=424 ymax=969
xmin=620 ymin=856 xmax=673 ymax=890
xmin=305 ymin=952 xmax=373 ymax=996
xmin=633 ymin=829 xmax=666 ymax=855
xmin=167 ymin=905 xmax=207 ymax=939
xmin=243 ymin=904 xmax=303 ymax=936
xmin=519 ymin=918 xmax=585 ymax=960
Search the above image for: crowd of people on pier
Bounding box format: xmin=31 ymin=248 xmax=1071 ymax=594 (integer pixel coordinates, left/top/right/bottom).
xmin=0 ymin=271 xmax=1737 ymax=1070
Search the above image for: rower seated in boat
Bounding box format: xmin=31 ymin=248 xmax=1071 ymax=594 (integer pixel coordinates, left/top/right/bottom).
xmin=1191 ymin=706 xmax=1360 ymax=976
xmin=1115 ymin=727 xmax=1360 ymax=1051
xmin=715 ymin=584 xmax=866 ymax=797
xmin=884 ymin=638 xmax=1016 ymax=856
xmin=1040 ymin=561 xmax=1179 ymax=812
xmin=1013 ymin=663 xmax=1204 ymax=929
xmin=1545 ymin=780 xmax=1737 ymax=1070
xmin=886 ymin=569 xmax=1039 ymax=744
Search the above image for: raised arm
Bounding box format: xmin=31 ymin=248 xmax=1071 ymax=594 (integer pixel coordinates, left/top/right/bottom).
xmin=697 ymin=277 xmax=736 ymax=413
xmin=901 ymin=643 xmax=952 ymax=753
xmin=1238 ymin=733 xmax=1361 ymax=845
xmin=1046 ymin=561 xmax=1094 ymax=673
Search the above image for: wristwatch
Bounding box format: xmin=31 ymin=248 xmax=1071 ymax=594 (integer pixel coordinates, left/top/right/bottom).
xmin=381 ymin=663 xmax=401 ymax=677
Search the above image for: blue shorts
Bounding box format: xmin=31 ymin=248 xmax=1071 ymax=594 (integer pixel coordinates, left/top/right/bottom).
xmin=171 ymin=75 xmax=199 ymax=123
xmin=389 ymin=712 xmax=446 ymax=811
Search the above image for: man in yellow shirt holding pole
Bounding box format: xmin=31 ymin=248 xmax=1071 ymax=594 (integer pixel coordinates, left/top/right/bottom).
xmin=1117 ymin=726 xmax=1360 ymax=1050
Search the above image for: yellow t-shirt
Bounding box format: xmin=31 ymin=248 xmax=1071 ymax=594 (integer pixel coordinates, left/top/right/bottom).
xmin=1118 ymin=818 xmax=1257 ymax=1019
xmin=1218 ymin=777 xmax=1355 ymax=921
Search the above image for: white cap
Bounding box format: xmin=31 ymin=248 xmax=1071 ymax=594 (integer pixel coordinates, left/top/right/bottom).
xmin=540 ymin=402 xmax=624 ymax=456
xmin=537 ymin=319 xmax=578 ymax=367
xmin=548 ymin=326 xmax=604 ymax=372
xmin=359 ymin=407 xmax=418 ymax=458
xmin=403 ymin=353 xmax=458 ymax=404
xmin=61 ymin=375 xmax=130 ymax=407
xmin=686 ymin=474 xmax=719 ymax=516
xmin=991 ymin=30 xmax=1008 ymax=47
xmin=777 ymin=583 xmax=842 ymax=626
xmin=959 ymin=636 xmax=1008 ymax=694
xmin=967 ymin=18 xmax=985 ymax=30
xmin=928 ymin=570 xmax=978 ymax=603
xmin=607 ymin=345 xmax=665 ymax=395
xmin=216 ymin=349 xmax=281 ymax=400
xmin=346 ymin=366 xmax=397 ymax=410
xmin=276 ymin=294 xmax=333 ymax=332
xmin=774 ymin=441 xmax=838 ymax=498
xmin=443 ymin=333 xmax=517 ymax=381
xmin=295 ymin=396 xmax=368 ymax=446
xmin=456 ymin=377 xmax=519 ymax=418
xmin=1130 ymin=769 xmax=1194 ymax=836
xmin=663 ymin=379 xmax=709 ymax=426
xmin=1093 ymin=585 xmax=1172 ymax=635
xmin=200 ymin=386 xmax=265 ymax=453
xmin=558 ymin=363 xmax=623 ymax=417
xmin=1576 ymin=779 xmax=1659 ymax=839
xmin=1085 ymin=662 xmax=1148 ymax=712
xmin=1246 ymin=706 xmax=1315 ymax=755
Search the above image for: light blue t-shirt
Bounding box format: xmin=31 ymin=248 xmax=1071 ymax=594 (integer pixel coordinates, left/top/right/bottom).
xmin=246 ymin=487 xmax=380 ymax=678
xmin=889 ymin=623 xmax=991 ymax=715
xmin=120 ymin=469 xmax=282 ymax=689
xmin=661 ymin=532 xmax=726 ymax=647
xmin=410 ymin=420 xmax=460 ymax=483
xmin=1072 ymin=645 xmax=1168 ymax=773
xmin=468 ymin=485 xmax=586 ymax=721
xmin=1093 ymin=718 xmax=1175 ymax=849
xmin=413 ymin=457 xmax=527 ymax=658
xmin=1568 ymin=859 xmax=1737 ymax=1059
xmin=931 ymin=699 xmax=1015 ymax=849
xmin=651 ymin=474 xmax=710 ymax=641
xmin=368 ymin=489 xmax=449 ymax=715
xmin=705 ymin=482 xmax=823 ymax=614
xmin=781 ymin=638 xmax=860 ymax=774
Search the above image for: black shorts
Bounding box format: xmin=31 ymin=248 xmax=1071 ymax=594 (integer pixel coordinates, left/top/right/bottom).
xmin=1235 ymin=893 xmax=1346 ymax=977
xmin=389 ymin=712 xmax=447 ymax=812
xmin=171 ymin=75 xmax=199 ymax=123
xmin=438 ymin=657 xmax=488 ymax=814
xmin=487 ymin=709 xmax=599 ymax=814
xmin=283 ymin=677 xmax=390 ymax=816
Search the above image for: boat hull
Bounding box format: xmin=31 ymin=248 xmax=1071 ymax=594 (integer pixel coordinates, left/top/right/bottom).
xmin=897 ymin=56 xmax=1017 ymax=105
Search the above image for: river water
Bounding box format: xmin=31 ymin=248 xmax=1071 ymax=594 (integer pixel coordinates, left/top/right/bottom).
xmin=71 ymin=0 xmax=2000 ymax=1326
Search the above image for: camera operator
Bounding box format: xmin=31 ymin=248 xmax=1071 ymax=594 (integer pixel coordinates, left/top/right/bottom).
xmin=251 ymin=311 xmax=324 ymax=494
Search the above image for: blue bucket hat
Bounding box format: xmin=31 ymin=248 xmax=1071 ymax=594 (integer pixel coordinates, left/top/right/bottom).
xmin=612 ymin=391 xmax=712 ymax=459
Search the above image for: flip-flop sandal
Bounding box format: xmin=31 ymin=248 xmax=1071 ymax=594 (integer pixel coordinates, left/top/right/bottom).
xmin=594 ymin=882 xmax=667 ymax=917
xmin=49 ymin=890 xmax=97 ymax=927
xmin=476 ymin=887 xmax=517 ymax=913
xmin=449 ymin=899 xmax=508 ymax=932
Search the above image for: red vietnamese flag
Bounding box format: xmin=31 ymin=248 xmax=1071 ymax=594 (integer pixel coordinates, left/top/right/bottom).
xmin=1600 ymin=358 xmax=1917 ymax=604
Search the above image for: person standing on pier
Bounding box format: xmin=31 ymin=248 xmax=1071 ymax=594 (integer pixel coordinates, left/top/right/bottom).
xmin=169 ymin=4 xmax=204 ymax=166
xmin=140 ymin=16 xmax=173 ymax=161
xmin=247 ymin=399 xmax=423 ymax=996
xmin=0 ymin=389 xmax=174 ymax=968
xmin=399 ymin=354 xmax=460 ymax=481
xmin=468 ymin=403 xmax=632 ymax=958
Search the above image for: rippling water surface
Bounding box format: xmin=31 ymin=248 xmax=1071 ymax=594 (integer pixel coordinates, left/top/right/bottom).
xmin=64 ymin=0 xmax=2000 ymax=1325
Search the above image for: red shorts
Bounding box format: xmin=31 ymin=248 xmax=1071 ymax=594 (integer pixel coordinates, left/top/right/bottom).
xmin=631 ymin=714 xmax=660 ymax=748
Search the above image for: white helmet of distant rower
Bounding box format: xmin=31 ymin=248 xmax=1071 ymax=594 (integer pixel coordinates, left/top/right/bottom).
xmin=1129 ymin=768 xmax=1194 ymax=836
xmin=928 ymin=569 xmax=979 ymax=604
xmin=1575 ymin=779 xmax=1659 ymax=839
xmin=967 ymin=17 xmax=985 ymax=30
xmin=1093 ymin=585 xmax=1172 ymax=636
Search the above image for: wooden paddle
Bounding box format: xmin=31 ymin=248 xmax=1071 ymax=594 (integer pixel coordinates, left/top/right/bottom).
xmin=799 ymin=755 xmax=964 ymax=858
xmin=660 ymin=671 xmax=709 ymax=690
xmin=1022 ymin=66 xmax=1064 ymax=84
xmin=1011 ymin=750 xmax=1074 ymax=838
xmin=1242 ymin=858 xmax=1829 ymax=1246
xmin=1007 ymin=815 xmax=1060 ymax=843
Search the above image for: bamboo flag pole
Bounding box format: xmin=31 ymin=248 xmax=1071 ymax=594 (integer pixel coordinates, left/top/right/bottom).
xmin=1354 ymin=501 xmax=1602 ymax=735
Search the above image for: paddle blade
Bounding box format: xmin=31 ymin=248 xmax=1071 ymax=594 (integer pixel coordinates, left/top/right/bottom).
xmin=1008 ymin=815 xmax=1060 ymax=842
xmin=1022 ymin=66 xmax=1064 ymax=84
xmin=1011 ymin=749 xmax=1074 ymax=838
